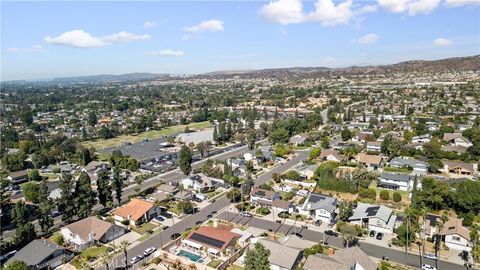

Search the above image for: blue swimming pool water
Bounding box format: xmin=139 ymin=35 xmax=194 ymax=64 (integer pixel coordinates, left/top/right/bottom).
xmin=178 ymin=250 xmax=203 ymax=262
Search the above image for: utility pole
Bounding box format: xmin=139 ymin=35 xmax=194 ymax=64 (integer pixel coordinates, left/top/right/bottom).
xmin=405 ymin=214 xmax=409 ymax=261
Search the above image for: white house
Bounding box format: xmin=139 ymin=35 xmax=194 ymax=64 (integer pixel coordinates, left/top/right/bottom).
xmin=112 ymin=198 xmax=158 ymax=226
xmin=181 ymin=173 xmax=224 ymax=193
xmin=378 ymin=172 xmax=416 ymax=191
xmin=297 ymin=193 xmax=337 ymax=223
xmin=443 ymin=133 xmax=473 ymax=148
xmin=348 ymin=203 xmax=397 ymax=234
xmin=61 ymin=217 xmax=125 ymax=251
xmin=436 ymin=217 xmax=472 ymax=251
xmin=366 ymin=141 xmax=381 ymax=152
xmin=412 ymin=134 xmax=432 ymax=144
xmin=250 ymin=188 xmax=280 ymax=206
xmin=389 ymin=156 xmax=428 ymax=175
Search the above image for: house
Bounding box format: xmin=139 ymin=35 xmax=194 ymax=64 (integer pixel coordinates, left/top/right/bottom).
xmin=296 ymin=164 xmax=319 ymax=179
xmin=435 ymin=217 xmax=472 ymax=251
xmin=181 ymin=173 xmax=224 ymax=192
xmin=348 ymin=203 xmax=397 ymax=234
xmin=304 ymin=246 xmax=376 ymax=270
xmin=257 ymin=238 xmax=303 ymax=270
xmin=250 ymin=188 xmax=280 ymax=206
xmin=355 ymin=153 xmax=384 ymax=171
xmin=174 ymin=190 xmax=194 ymax=201
xmin=272 ymin=199 xmax=294 ymax=214
xmin=297 ymin=193 xmax=337 ymax=223
xmin=289 ymin=134 xmax=308 ymax=146
xmin=319 ymin=149 xmax=344 ymax=163
xmin=61 ymin=217 xmax=125 ymax=251
xmin=8 ymin=169 xmax=29 ymax=185
xmin=83 ymin=161 xmax=109 ymax=184
xmin=378 ymin=172 xmax=415 ymax=191
xmin=412 ymin=134 xmax=432 ymax=144
xmin=389 ymin=156 xmax=428 ymax=175
xmin=353 ymin=131 xmax=374 ymax=143
xmin=182 ymin=224 xmax=241 ymax=255
xmin=366 ymin=141 xmax=381 ymax=152
xmin=227 ymin=158 xmax=247 ymax=177
xmin=441 ymin=160 xmax=478 ymax=176
xmin=112 ymin=198 xmax=158 ymax=226
xmin=8 ymin=239 xmax=74 ymax=270
xmin=256 ymin=145 xmax=274 ymax=161
xmin=157 ymin=184 xmax=179 ymax=195
xmin=443 ymin=133 xmax=473 ymax=148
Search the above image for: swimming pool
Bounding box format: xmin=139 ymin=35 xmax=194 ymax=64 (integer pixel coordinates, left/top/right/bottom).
xmin=177 ymin=250 xmax=203 ymax=262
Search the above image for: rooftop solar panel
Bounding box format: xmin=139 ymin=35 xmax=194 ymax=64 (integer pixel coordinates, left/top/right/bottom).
xmin=308 ymin=194 xmax=326 ymax=203
xmin=189 ymin=233 xmax=225 ymax=249
xmin=366 ymin=206 xmax=380 ymax=217
xmin=256 ymin=190 xmax=266 ymax=196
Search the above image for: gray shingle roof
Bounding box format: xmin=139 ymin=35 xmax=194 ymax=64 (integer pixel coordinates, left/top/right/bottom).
xmin=258 ymin=239 xmax=303 ymax=270
xmin=348 ymin=202 xmax=393 ymax=223
xmin=380 ymin=172 xmax=412 ymax=183
xmin=8 ymin=239 xmax=65 ymax=266
xmin=300 ymin=193 xmax=337 ymax=213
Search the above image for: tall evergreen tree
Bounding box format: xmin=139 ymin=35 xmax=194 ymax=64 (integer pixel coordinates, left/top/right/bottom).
xmin=12 ymin=201 xmax=36 ymax=248
xmin=37 ymin=180 xmax=53 ymax=234
xmin=244 ymin=243 xmax=270 ymax=270
xmin=112 ymin=167 xmax=123 ymax=204
xmin=179 ymin=145 xmax=192 ymax=176
xmin=75 ymin=172 xmax=96 ymax=218
xmin=58 ymin=173 xmax=76 ymax=223
xmin=97 ymin=171 xmax=113 ymax=208
xmin=213 ymin=125 xmax=219 ymax=144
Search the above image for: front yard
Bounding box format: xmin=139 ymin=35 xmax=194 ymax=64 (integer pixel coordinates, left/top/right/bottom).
xmin=207 ymin=259 xmax=224 ymax=268
xmin=131 ymin=222 xmax=159 ymax=235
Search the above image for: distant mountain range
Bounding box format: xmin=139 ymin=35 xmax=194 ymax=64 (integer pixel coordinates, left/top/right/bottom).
xmin=4 ymin=55 xmax=479 ymax=83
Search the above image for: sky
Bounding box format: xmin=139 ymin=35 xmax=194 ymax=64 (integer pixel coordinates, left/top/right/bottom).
xmin=1 ymin=0 xmax=480 ymax=81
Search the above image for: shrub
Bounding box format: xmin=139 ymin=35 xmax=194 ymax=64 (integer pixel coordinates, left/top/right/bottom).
xmin=380 ymin=190 xmax=390 ymax=200
xmin=256 ymin=207 xmax=270 ymax=215
xmin=392 ymin=192 xmax=402 ymax=202
xmin=50 ymin=232 xmax=64 ymax=246
xmin=358 ymin=188 xmax=376 ymax=200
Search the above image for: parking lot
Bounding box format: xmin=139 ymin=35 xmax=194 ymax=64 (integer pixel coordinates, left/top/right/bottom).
xmin=100 ymin=137 xmax=172 ymax=161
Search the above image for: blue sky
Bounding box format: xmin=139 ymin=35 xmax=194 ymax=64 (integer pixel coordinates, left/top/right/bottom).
xmin=2 ymin=0 xmax=479 ymax=80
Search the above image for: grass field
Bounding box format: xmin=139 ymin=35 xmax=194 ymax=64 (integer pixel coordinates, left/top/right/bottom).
xmin=82 ymin=121 xmax=211 ymax=149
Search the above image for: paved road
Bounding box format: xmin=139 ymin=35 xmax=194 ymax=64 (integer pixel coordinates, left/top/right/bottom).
xmin=217 ymin=211 xmax=468 ymax=270
xmin=99 ymin=149 xmax=311 ymax=269
xmin=1 ymin=141 xmax=264 ymax=240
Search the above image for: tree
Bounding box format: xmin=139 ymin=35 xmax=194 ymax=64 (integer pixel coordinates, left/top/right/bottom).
xmin=341 ymin=128 xmax=352 ymax=141
xmin=1 ymin=170 xmax=12 ymax=210
xmin=179 ymin=145 xmax=193 ymax=176
xmin=339 ymin=202 xmax=354 ymax=222
xmin=380 ymin=190 xmax=390 ymax=200
xmin=27 ymin=169 xmax=42 ymax=181
xmin=268 ymin=128 xmax=289 ymax=144
xmin=112 ymin=167 xmax=123 ymax=204
xmin=321 ymin=137 xmax=330 ymax=149
xmin=88 ymin=111 xmax=97 ymax=126
xmin=213 ymin=125 xmax=219 ymax=144
xmin=247 ymin=130 xmax=256 ymax=150
xmin=100 ymin=250 xmax=113 ymax=270
xmin=470 ymin=224 xmax=480 ymax=263
xmin=227 ymin=188 xmax=241 ymax=202
xmin=120 ymin=240 xmax=129 ymax=267
xmin=244 ymin=242 xmax=270 ymax=270
xmin=75 ymin=172 xmax=96 ymax=218
xmin=12 ymin=201 xmax=36 ymax=248
xmin=21 ymin=182 xmax=40 ymax=203
xmin=97 ymin=171 xmax=113 ymax=208
xmin=435 ymin=211 xmax=449 ymax=258
xmin=196 ymin=142 xmax=207 ymax=158
xmin=337 ymin=222 xmax=361 ymax=247
xmin=37 ymin=180 xmax=53 ymax=233
xmin=58 ymin=173 xmax=76 ymax=223
xmin=309 ymin=148 xmax=321 ymax=160
xmin=393 ymin=192 xmax=402 ymax=202
xmin=5 ymin=260 xmax=29 ymax=270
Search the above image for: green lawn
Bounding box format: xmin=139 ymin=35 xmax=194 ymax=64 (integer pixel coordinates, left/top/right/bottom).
xmin=131 ymin=222 xmax=158 ymax=235
xmin=228 ymin=265 xmax=245 ymax=270
xmin=383 ymin=166 xmax=412 ymax=173
xmin=81 ymin=246 xmax=110 ymax=260
xmin=207 ymin=259 xmax=224 ymax=268
xmin=82 ymin=121 xmax=211 ymax=149
xmin=369 ymin=182 xmax=409 ymax=202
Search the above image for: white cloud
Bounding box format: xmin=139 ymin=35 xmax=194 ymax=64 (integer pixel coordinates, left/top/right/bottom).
xmin=144 ymin=21 xmax=158 ymax=28
xmin=44 ymin=29 xmax=151 ymax=48
xmin=260 ymin=0 xmax=305 ymax=25
xmin=446 ymin=0 xmax=480 ymax=6
xmin=7 ymin=44 xmax=44 ymax=53
xmin=377 ymin=0 xmax=441 ymax=15
xmin=307 ymin=0 xmax=354 ymax=26
xmin=353 ymin=33 xmax=379 ymax=44
xmin=433 ymin=38 xmax=453 ymax=46
xmin=146 ymin=50 xmax=184 ymax=57
xmin=183 ymin=20 xmax=224 ymax=33
xmin=102 ymin=31 xmax=151 ymax=43
xmin=44 ymin=30 xmax=109 ymax=48
xmin=259 ymin=0 xmax=372 ymax=26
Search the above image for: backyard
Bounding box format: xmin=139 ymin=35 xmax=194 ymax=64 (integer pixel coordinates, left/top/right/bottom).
xmin=82 ymin=121 xmax=211 ymax=149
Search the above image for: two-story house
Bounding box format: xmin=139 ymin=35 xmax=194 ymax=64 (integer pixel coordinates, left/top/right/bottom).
xmin=348 ymin=203 xmax=397 ymax=234
xmin=297 ymin=193 xmax=337 ymax=223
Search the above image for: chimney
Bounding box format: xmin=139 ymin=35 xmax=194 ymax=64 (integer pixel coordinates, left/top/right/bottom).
xmin=213 ymin=220 xmax=218 ymax=228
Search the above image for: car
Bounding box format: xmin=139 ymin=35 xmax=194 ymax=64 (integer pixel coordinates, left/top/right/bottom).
xmin=162 ymin=226 xmax=169 ymax=230
xmin=276 ymin=220 xmax=282 ymax=223
xmin=130 ymin=255 xmax=143 ymax=264
xmin=144 ymin=247 xmax=156 ymax=256
xmin=240 ymin=212 xmax=252 ymax=217
xmin=315 ymin=220 xmax=322 ymax=226
xmin=325 ymin=230 xmax=339 ymax=237
xmin=291 ymin=232 xmax=303 ymax=239
xmin=154 ymin=215 xmax=165 ymax=222
xmin=170 ymin=233 xmax=181 ymax=240
xmin=195 ymin=220 xmax=203 ymax=225
xmin=423 ymin=254 xmax=438 ymax=260
xmin=207 ymin=214 xmax=213 ymax=219
xmin=376 ymin=232 xmax=384 ymax=240
xmin=422 ymin=264 xmax=437 ymax=270
xmin=369 ymin=230 xmax=376 ymax=237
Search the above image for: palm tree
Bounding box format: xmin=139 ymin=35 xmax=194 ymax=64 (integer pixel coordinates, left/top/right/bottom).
xmin=469 ymin=224 xmax=479 ymax=264
xmin=436 ymin=212 xmax=449 ymax=260
xmin=119 ymin=240 xmax=130 ymax=268
xmin=100 ymin=250 xmax=113 ymax=270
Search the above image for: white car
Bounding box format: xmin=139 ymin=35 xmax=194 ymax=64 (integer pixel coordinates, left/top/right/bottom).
xmin=240 ymin=212 xmax=252 ymax=217
xmin=422 ymin=264 xmax=437 ymax=270
xmin=130 ymin=255 xmax=143 ymax=264
xmin=144 ymin=247 xmax=156 ymax=256
xmin=423 ymin=254 xmax=438 ymax=260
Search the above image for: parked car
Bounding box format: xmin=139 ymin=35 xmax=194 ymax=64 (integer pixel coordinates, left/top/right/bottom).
xmin=369 ymin=230 xmax=376 ymax=237
xmin=240 ymin=212 xmax=252 ymax=217
xmin=325 ymin=230 xmax=339 ymax=237
xmin=376 ymin=232 xmax=384 ymax=240
xmin=291 ymin=232 xmax=303 ymax=239
xmin=130 ymin=255 xmax=143 ymax=264
xmin=144 ymin=247 xmax=156 ymax=256
xmin=170 ymin=233 xmax=181 ymax=240
xmin=422 ymin=264 xmax=437 ymax=270
xmin=315 ymin=220 xmax=322 ymax=226
xmin=424 ymin=254 xmax=438 ymax=260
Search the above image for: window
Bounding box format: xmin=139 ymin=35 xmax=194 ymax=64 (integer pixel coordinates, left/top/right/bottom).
xmin=452 ymin=236 xmax=461 ymax=242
